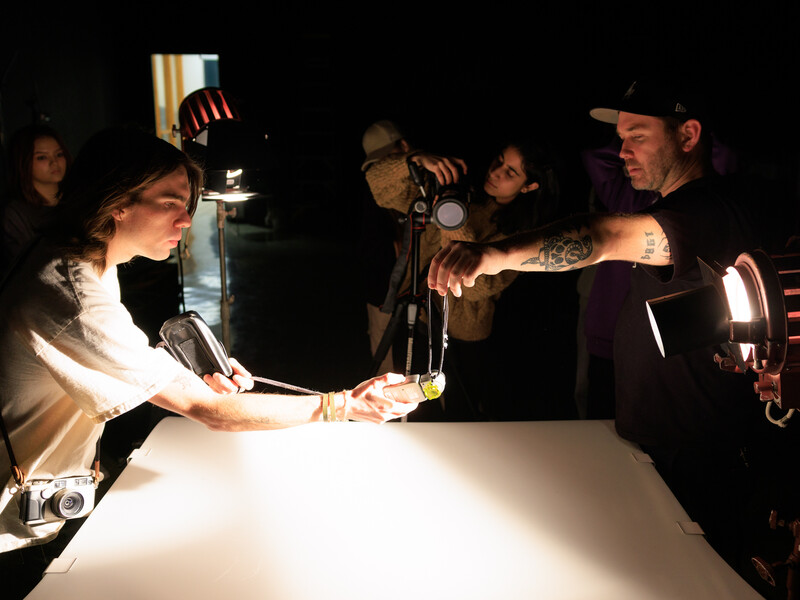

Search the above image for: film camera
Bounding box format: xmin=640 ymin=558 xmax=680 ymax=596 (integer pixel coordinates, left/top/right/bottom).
xmin=407 ymin=158 xmax=471 ymax=230
xmin=20 ymin=475 xmax=97 ymax=526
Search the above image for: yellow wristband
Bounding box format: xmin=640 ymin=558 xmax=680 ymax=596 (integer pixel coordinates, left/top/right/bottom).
xmin=323 ymin=391 xmax=337 ymax=422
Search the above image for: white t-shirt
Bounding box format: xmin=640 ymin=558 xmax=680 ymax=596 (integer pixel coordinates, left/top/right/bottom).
xmin=0 ymin=242 xmax=190 ymax=552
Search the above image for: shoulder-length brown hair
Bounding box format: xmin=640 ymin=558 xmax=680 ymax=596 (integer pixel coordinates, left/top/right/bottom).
xmin=7 ymin=123 xmax=73 ymax=206
xmin=47 ymin=126 xmax=203 ymax=272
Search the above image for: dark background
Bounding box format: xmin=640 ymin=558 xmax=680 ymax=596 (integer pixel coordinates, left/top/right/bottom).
xmin=2 ymin=3 xmax=799 ymax=221
xmin=3 ymin=0 xmax=799 ymax=400
xmin=2 ymin=4 xmax=800 ymax=392
xmin=2 ymin=8 xmax=800 ymax=595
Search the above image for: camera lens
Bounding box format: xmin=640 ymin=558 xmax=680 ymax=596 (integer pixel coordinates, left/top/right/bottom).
xmin=52 ymin=489 xmax=85 ymax=518
xmin=433 ymin=199 xmax=468 ymax=230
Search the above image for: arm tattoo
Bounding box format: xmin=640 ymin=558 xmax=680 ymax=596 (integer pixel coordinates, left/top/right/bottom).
xmin=641 ymin=231 xmax=671 ymax=261
xmin=521 ymin=229 xmax=593 ymax=271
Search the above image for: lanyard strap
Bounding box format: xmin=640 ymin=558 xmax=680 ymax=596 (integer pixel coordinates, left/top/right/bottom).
xmin=0 ymin=409 xmax=23 ymax=486
xmin=0 ymin=405 xmax=101 ymax=487
xmin=427 ymin=288 xmax=449 ymax=377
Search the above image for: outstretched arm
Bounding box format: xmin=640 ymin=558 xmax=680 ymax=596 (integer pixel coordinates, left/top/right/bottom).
xmin=427 ymin=212 xmax=671 ymax=297
xmin=148 ymin=361 xmax=416 ymax=431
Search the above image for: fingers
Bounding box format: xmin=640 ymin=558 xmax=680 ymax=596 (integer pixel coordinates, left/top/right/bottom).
xmin=417 ymin=154 xmax=465 ymax=186
xmin=434 ymin=158 xmax=463 ymax=186
xmin=229 ymin=357 xmax=254 ymax=391
xmin=427 ymin=243 xmax=458 ymax=296
xmin=229 ymin=357 xmax=252 ymax=378
xmin=347 ymin=373 xmax=419 ymax=423
xmin=232 ymin=374 xmax=254 ymax=391
xmin=203 ymin=372 xmax=240 ymax=394
xmin=202 ymin=357 xmax=254 ymax=394
xmin=428 ymin=242 xmax=479 ymax=297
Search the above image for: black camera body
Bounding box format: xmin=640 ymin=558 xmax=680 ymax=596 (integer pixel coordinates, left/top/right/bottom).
xmin=407 ymin=159 xmax=470 ymax=230
xmin=20 ymin=475 xmax=96 ymax=525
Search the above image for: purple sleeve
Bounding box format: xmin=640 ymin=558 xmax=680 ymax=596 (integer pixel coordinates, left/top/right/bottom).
xmin=580 ymin=141 xmax=657 ymax=213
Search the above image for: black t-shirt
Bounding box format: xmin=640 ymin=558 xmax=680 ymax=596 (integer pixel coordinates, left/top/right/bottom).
xmin=613 ymin=174 xmax=791 ymax=449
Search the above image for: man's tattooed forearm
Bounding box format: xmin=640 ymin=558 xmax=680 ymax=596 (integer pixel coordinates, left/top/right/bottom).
xmin=521 ymin=229 xmax=593 ymax=271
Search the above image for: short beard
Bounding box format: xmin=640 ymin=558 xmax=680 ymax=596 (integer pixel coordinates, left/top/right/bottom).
xmin=629 ymin=138 xmax=684 ymax=193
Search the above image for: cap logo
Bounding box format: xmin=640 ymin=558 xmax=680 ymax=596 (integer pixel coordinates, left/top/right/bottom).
xmin=623 ymin=81 xmax=638 ymax=100
xmin=674 ymin=102 xmax=687 ymax=114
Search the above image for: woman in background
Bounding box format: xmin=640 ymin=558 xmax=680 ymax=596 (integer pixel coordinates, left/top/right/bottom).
xmin=2 ymin=123 xmax=71 ymax=272
xmin=365 ymin=135 xmax=575 ymax=421
xmin=438 ymin=138 xmax=569 ymax=421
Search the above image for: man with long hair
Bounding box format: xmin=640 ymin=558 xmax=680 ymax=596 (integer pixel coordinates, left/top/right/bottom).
xmin=0 ymin=127 xmax=416 ymax=593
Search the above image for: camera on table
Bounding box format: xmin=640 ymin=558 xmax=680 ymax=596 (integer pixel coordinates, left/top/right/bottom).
xmin=19 ymin=475 xmax=97 ymax=526
xmin=407 ymin=158 xmax=471 ymax=231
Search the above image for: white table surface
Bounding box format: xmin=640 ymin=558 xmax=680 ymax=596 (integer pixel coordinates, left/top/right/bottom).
xmin=27 ymin=417 xmax=762 ymax=599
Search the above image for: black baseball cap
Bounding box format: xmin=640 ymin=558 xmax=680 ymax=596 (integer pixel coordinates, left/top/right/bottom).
xmin=590 ymin=77 xmax=705 ymax=124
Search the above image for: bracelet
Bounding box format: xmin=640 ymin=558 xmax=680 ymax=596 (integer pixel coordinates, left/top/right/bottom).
xmin=322 ymin=391 xmax=337 ymax=422
xmin=321 ymin=391 xmax=350 ymax=423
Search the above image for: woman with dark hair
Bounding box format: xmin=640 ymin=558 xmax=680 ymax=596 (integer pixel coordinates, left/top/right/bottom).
xmin=478 ymin=141 xmax=581 ymax=421
xmin=1 ymin=124 xmax=72 ymax=271
xmin=435 ymin=139 xmax=570 ymax=420
xmin=365 ymin=135 xmax=570 ymax=421
xmin=484 ymin=139 xmax=561 ymax=235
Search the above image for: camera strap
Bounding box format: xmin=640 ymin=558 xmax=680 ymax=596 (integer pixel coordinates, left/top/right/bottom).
xmin=426 ymin=288 xmax=449 ymax=377
xmin=0 ymin=241 xmax=101 ymax=489
xmin=0 ymin=406 xmax=101 ymax=487
xmin=0 ymin=408 xmax=24 ymax=486
xmin=249 ymin=376 xmax=320 ymax=396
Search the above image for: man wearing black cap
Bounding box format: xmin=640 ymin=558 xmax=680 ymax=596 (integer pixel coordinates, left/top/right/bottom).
xmin=426 ymin=76 xmax=796 ymax=584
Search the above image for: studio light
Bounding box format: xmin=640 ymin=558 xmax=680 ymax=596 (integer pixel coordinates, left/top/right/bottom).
xmin=176 ymin=87 xmax=270 ymax=350
xmin=646 ymin=249 xmax=800 ymax=424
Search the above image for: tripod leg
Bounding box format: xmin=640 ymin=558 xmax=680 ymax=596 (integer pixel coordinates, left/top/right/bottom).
xmin=404 ymin=301 xmax=419 ymax=377
xmin=368 ymin=301 xmax=407 ymax=378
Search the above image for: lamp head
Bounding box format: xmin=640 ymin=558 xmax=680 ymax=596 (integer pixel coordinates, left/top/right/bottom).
xmin=647 ymin=250 xmax=800 ymax=411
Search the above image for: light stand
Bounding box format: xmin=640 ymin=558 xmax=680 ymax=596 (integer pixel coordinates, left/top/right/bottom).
xmin=646 ymin=249 xmax=800 ymax=596
xmin=752 ymin=511 xmax=800 ymax=599
xmin=217 ymin=200 xmax=232 ymax=350
xmin=176 ymin=87 xmax=270 ymax=353
xmin=202 ymin=185 xmax=254 ymax=352
xmin=201 ymin=168 xmax=261 ymax=352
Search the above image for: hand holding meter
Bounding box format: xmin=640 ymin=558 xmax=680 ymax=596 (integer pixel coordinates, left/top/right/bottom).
xmin=383 ymin=371 xmax=446 ymax=403
xmin=383 ymin=288 xmax=450 ymax=405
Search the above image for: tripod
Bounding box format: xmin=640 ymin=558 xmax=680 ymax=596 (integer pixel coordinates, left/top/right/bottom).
xmin=368 ymin=206 xmax=478 ymax=420
xmin=369 ymin=209 xmax=429 ymax=380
